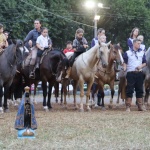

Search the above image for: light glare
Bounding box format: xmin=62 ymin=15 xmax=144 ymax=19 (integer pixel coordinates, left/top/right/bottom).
xmin=98 ymin=3 xmax=103 ymax=8
xmin=85 ymin=1 xmax=95 ymax=9
xmin=94 ymin=15 xmax=100 ymax=20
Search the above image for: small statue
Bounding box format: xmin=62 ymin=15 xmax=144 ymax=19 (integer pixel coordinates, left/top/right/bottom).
xmin=15 ymin=86 xmax=37 ymax=139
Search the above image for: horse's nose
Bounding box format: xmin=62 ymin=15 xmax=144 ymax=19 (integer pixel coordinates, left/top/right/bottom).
xmin=102 ymin=63 xmax=108 ymax=68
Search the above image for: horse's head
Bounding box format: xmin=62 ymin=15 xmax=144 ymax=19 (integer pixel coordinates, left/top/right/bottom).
xmin=109 ymin=44 xmax=124 ymax=65
xmin=98 ymin=41 xmax=110 ymax=68
xmin=15 ymin=40 xmax=29 ymax=64
xmin=56 ymin=57 xmax=69 ymax=82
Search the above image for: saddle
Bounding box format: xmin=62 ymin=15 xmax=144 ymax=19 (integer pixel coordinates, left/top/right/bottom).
xmin=40 ymin=48 xmax=51 ymax=64
xmin=65 ymin=52 xmax=79 ymax=61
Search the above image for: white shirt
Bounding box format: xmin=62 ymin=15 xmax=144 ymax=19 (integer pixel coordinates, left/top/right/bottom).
xmin=36 ymin=35 xmax=49 ymax=48
xmin=125 ymin=50 xmax=145 ymax=72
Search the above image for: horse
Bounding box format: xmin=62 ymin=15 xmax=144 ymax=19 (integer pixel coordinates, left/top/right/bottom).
xmin=7 ymin=44 xmax=41 ymax=106
xmin=142 ymin=47 xmax=150 ymax=107
xmin=92 ymin=44 xmax=124 ymax=109
xmin=40 ymin=49 xmax=69 ymax=111
xmin=0 ymin=40 xmax=23 ymax=113
xmin=58 ymin=42 xmax=110 ymax=112
xmin=116 ymin=70 xmax=126 ymax=107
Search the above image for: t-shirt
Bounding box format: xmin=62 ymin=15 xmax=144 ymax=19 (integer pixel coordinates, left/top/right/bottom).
xmin=0 ymin=33 xmax=6 ymax=44
xmin=63 ymin=48 xmax=74 ymax=54
xmin=36 ymin=35 xmax=49 ymax=48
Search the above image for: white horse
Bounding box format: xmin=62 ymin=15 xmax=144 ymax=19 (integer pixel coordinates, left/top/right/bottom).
xmin=61 ymin=41 xmax=111 ymax=112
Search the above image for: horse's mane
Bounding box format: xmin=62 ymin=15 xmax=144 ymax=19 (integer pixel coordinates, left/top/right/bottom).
xmin=4 ymin=44 xmax=16 ymax=56
xmin=146 ymin=47 xmax=150 ymax=67
xmin=50 ymin=48 xmax=66 ymax=57
xmin=113 ymin=44 xmax=122 ymax=50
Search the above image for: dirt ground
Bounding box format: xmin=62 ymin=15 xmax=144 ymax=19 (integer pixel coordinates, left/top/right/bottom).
xmin=0 ymin=100 xmax=150 ymax=150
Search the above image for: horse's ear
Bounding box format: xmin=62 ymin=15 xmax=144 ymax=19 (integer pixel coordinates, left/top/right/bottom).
xmin=98 ymin=41 xmax=101 ymax=46
xmin=110 ymin=43 xmax=113 ymax=48
xmin=12 ymin=39 xmax=17 ymax=45
xmin=117 ymin=43 xmax=120 ymax=46
xmin=107 ymin=41 xmax=111 ymax=47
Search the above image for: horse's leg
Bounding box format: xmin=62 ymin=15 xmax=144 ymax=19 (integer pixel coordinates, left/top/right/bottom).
xmin=73 ymin=80 xmax=78 ymax=109
xmin=100 ymin=89 xmax=106 ymax=110
xmin=108 ymin=83 xmax=115 ymax=109
xmin=97 ymin=89 xmax=101 ymax=106
xmin=78 ymin=77 xmax=84 ymax=112
xmin=0 ymin=86 xmax=3 ymax=113
xmin=47 ymin=82 xmax=53 ymax=109
xmin=62 ymin=79 xmax=68 ymax=109
xmin=42 ymin=81 xmax=48 ymax=111
xmin=55 ymin=82 xmax=59 ymax=103
xmin=60 ymin=84 xmax=63 ymax=104
xmin=144 ymin=87 xmax=149 ymax=106
xmin=3 ymin=85 xmax=10 ymax=112
xmin=86 ymin=80 xmax=94 ymax=111
xmin=33 ymin=82 xmax=38 ymax=104
xmin=116 ymin=82 xmax=121 ymax=107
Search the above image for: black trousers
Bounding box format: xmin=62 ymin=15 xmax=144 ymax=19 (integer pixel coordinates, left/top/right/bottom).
xmin=70 ymin=52 xmax=82 ymax=67
xmin=126 ymin=72 xmax=144 ymax=98
xmin=37 ymin=49 xmax=44 ymax=57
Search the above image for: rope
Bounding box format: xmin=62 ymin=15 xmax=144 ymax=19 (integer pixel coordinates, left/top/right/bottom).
xmin=21 ymin=0 xmax=95 ymax=28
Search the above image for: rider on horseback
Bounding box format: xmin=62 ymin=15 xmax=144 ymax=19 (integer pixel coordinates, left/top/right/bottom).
xmin=36 ymin=27 xmax=52 ymax=68
xmin=24 ymin=19 xmax=42 ymax=79
xmin=65 ymin=28 xmax=88 ymax=78
xmin=0 ymin=23 xmax=8 ymax=53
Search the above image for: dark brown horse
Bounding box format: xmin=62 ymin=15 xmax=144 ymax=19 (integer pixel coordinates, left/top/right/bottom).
xmin=7 ymin=45 xmax=40 ymax=105
xmin=40 ymin=49 xmax=69 ymax=111
xmin=142 ymin=48 xmax=150 ymax=107
xmin=92 ymin=44 xmax=124 ymax=109
xmin=0 ymin=40 xmax=23 ymax=113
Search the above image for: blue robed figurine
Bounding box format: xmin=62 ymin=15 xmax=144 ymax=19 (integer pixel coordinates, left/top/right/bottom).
xmin=15 ymin=86 xmax=37 ymax=139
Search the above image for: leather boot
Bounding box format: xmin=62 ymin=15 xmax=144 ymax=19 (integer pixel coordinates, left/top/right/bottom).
xmin=125 ymin=98 xmax=132 ymax=112
xmin=36 ymin=57 xmax=41 ymax=69
xmin=65 ymin=67 xmax=72 ymax=78
xmin=136 ymin=98 xmax=146 ymax=111
xmin=29 ymin=65 xmax=35 ymax=79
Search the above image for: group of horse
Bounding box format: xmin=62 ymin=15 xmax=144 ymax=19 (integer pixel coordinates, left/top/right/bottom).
xmin=1 ymin=38 xmax=149 ymax=113
xmin=0 ymin=36 xmax=126 ymax=113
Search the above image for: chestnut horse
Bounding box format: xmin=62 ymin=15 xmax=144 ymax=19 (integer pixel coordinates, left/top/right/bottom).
xmin=59 ymin=42 xmax=110 ymax=112
xmin=92 ymin=44 xmax=124 ymax=109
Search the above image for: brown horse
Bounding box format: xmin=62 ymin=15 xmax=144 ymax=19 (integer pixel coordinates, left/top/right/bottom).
xmin=92 ymin=44 xmax=124 ymax=109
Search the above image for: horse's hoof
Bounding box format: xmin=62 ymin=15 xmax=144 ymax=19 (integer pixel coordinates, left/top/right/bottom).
xmin=115 ymin=104 xmax=120 ymax=109
xmin=74 ymin=105 xmax=78 ymax=109
xmin=33 ymin=100 xmax=37 ymax=105
xmin=0 ymin=109 xmax=3 ymax=113
xmin=101 ymin=107 xmax=106 ymax=111
xmin=108 ymin=105 xmax=113 ymax=109
xmin=94 ymin=104 xmax=99 ymax=108
xmin=63 ymin=106 xmax=67 ymax=109
xmin=79 ymin=109 xmax=84 ymax=112
xmin=87 ymin=108 xmax=91 ymax=112
xmin=4 ymin=109 xmax=10 ymax=113
xmin=43 ymin=106 xmax=49 ymax=112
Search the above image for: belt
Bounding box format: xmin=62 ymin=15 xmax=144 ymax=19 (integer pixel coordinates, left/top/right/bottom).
xmin=128 ymin=71 xmax=142 ymax=73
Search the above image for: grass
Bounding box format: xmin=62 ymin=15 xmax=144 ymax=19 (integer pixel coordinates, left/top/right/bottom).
xmin=0 ymin=103 xmax=150 ymax=150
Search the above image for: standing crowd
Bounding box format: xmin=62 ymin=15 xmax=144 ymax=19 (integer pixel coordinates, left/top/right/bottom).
xmin=0 ymin=19 xmax=148 ymax=112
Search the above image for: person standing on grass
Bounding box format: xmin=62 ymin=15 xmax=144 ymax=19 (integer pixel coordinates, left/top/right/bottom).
xmin=123 ymin=39 xmax=146 ymax=112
